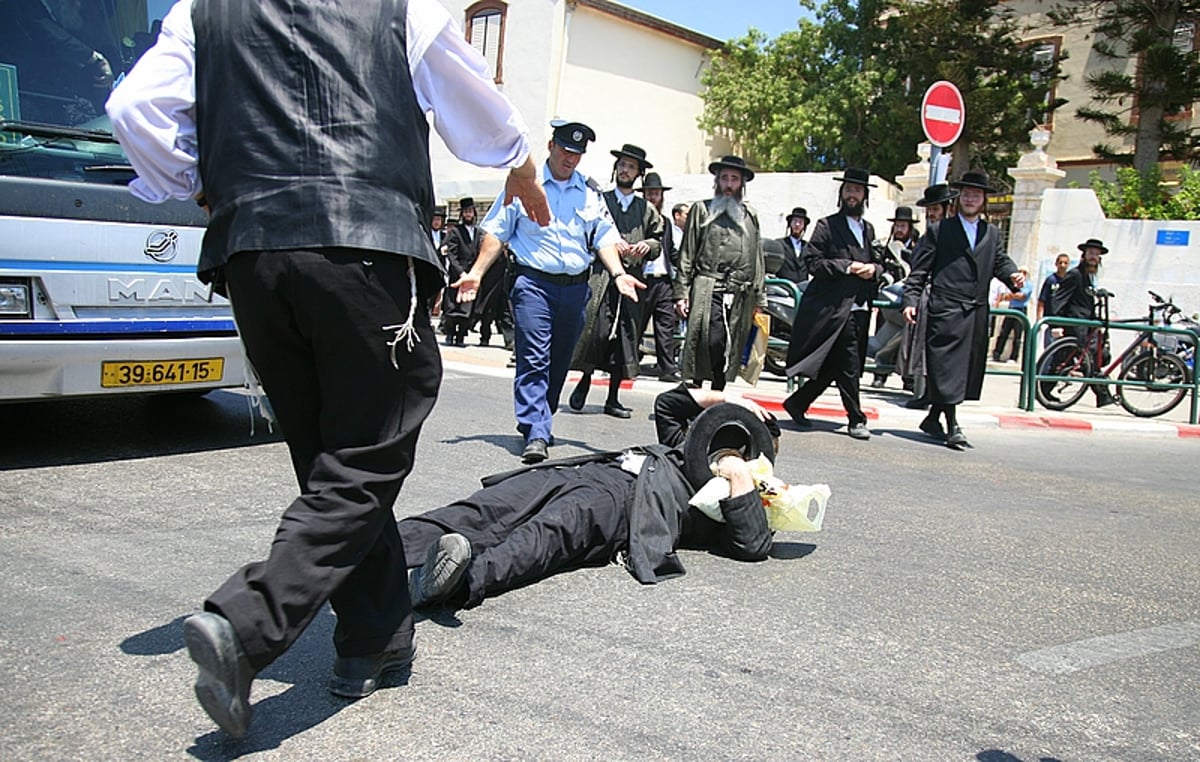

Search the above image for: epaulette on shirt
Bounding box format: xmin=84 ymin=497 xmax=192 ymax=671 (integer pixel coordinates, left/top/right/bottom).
xmin=585 ymin=175 xmax=602 ymax=193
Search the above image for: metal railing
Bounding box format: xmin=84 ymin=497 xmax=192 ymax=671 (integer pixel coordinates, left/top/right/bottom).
xmin=1023 ymin=316 xmax=1200 ymax=424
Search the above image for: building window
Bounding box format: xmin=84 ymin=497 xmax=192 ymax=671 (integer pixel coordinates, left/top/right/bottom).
xmin=465 ymin=1 xmax=507 ymax=84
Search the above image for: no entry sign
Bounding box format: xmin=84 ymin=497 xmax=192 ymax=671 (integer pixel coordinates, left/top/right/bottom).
xmin=921 ymin=81 xmax=965 ymax=148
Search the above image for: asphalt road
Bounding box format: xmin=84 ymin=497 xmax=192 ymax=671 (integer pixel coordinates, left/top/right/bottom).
xmin=1 ymin=370 xmax=1197 ymax=761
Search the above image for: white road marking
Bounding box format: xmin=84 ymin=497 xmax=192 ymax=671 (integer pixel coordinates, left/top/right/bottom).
xmin=1017 ymin=620 xmax=1200 ymax=675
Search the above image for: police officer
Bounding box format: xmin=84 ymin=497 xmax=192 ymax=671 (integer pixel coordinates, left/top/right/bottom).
xmin=457 ymin=120 xmax=645 ymax=463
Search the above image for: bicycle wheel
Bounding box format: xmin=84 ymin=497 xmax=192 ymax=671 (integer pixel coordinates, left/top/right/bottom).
xmin=1036 ymin=337 xmax=1090 ymax=411
xmin=1118 ymin=351 xmax=1189 ymax=417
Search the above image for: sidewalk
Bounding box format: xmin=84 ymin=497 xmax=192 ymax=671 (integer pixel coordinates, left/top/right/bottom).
xmin=437 ymin=334 xmax=1200 ymax=439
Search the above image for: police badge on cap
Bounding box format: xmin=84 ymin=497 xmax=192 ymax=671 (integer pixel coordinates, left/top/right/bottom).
xmin=550 ymin=119 xmax=596 ymax=154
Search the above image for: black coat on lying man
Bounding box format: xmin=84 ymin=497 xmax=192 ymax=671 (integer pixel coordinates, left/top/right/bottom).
xmin=397 ymin=385 xmax=782 ymax=609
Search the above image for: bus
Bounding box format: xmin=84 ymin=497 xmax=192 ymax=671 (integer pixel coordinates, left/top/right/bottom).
xmin=0 ymin=0 xmax=246 ymax=401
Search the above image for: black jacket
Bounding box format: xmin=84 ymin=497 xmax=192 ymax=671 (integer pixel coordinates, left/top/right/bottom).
xmin=1048 ymin=264 xmax=1098 ymax=321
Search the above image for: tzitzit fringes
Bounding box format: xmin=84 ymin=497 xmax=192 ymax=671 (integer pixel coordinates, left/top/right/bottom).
xmin=382 ymin=257 xmax=422 ymax=369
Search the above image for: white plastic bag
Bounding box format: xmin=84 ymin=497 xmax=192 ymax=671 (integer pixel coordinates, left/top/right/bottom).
xmin=688 ymin=455 xmax=830 ymax=532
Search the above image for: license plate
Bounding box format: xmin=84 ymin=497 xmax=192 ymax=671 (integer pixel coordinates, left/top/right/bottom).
xmin=100 ymin=358 xmax=224 ymax=388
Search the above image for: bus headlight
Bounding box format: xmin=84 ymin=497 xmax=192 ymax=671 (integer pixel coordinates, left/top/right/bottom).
xmin=0 ymin=279 xmax=32 ymax=317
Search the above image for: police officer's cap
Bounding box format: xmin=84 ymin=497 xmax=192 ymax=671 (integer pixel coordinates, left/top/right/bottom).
xmin=550 ymin=120 xmax=596 ymax=154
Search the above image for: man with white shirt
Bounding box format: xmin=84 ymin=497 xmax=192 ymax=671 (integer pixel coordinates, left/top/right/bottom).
xmin=105 ymin=0 xmax=551 ymax=738
xmin=636 ymin=177 xmax=684 ymax=383
xmin=782 ymin=168 xmax=881 ymax=441
xmin=570 ymin=144 xmax=663 ymax=417
xmin=903 ymin=170 xmax=1024 ymax=450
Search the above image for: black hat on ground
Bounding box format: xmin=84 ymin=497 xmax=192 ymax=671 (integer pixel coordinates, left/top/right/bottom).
xmin=682 ymin=403 xmax=778 ymax=490
xmin=459 ymin=197 xmax=475 ymax=209
xmin=832 ymin=167 xmax=877 ymax=187
xmin=888 ymin=206 xmax=917 ymax=223
xmin=550 ymin=120 xmax=596 ymax=154
xmin=610 ymin=143 xmax=652 ymax=170
xmin=707 ymin=155 xmax=755 ymax=182
xmin=916 ymin=183 xmax=958 ymax=207
xmin=1077 ymin=238 xmax=1109 ymax=255
xmin=952 ymin=170 xmax=998 ymax=193
xmin=638 ymin=172 xmax=672 ymax=191
xmin=786 ymin=207 xmax=811 ymax=224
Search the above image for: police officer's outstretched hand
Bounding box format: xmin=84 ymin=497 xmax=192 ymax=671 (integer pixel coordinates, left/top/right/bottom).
xmin=505 ymin=158 xmax=551 ymax=227
xmin=614 ymin=273 xmax=646 ymax=302
xmin=452 ymin=272 xmax=481 ymax=302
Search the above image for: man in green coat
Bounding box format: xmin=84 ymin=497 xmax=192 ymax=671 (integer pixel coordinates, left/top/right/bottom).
xmin=674 ymin=156 xmax=766 ymax=391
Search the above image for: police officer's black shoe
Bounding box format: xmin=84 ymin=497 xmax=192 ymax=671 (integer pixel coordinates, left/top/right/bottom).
xmin=522 ymin=438 xmax=548 ymax=463
xmin=329 ymin=646 xmax=415 ymax=699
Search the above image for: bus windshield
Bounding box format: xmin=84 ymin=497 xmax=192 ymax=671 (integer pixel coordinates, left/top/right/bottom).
xmin=0 ymin=0 xmax=177 ymax=183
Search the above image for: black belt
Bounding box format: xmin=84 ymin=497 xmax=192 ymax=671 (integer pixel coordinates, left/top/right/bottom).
xmin=515 ymin=264 xmax=589 ymax=285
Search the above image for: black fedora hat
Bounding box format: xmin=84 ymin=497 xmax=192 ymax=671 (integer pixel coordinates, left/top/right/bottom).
xmin=638 ymin=172 xmax=672 ymax=191
xmin=459 ymin=197 xmax=476 ymax=209
xmin=832 ymin=167 xmax=877 ymax=187
xmin=786 ymin=206 xmax=811 ymax=224
xmin=550 ymin=119 xmax=596 ymax=154
xmin=707 ymin=155 xmax=755 ymax=181
xmin=916 ymin=183 xmax=958 ymax=207
xmin=611 ymin=143 xmax=652 ymax=170
xmin=952 ymin=170 xmax=998 ymax=193
xmin=1077 ymin=238 xmax=1109 ymax=255
xmin=888 ymin=206 xmax=917 ymax=223
xmin=682 ymin=403 xmax=777 ymax=489
xmin=432 ymin=205 xmax=447 ymax=217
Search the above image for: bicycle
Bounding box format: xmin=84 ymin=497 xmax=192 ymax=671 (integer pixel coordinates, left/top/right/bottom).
xmin=1035 ymin=290 xmax=1192 ymax=417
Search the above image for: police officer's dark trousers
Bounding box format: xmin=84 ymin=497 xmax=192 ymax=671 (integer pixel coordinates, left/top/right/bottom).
xmin=207 ymin=248 xmax=441 ymax=671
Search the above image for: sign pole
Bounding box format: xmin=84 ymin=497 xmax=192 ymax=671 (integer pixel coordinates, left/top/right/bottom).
xmin=928 ymin=144 xmax=941 ymax=186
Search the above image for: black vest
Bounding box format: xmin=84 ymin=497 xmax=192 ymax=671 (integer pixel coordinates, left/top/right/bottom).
xmin=192 ymin=0 xmax=437 ymax=286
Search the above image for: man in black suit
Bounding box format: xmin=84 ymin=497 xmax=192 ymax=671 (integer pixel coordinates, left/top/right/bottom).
xmin=773 ymin=206 xmax=810 ymax=285
xmin=782 ymin=168 xmax=881 ymax=441
xmin=442 ymin=197 xmax=482 ymax=345
xmin=903 ymin=171 xmax=1026 ymax=449
xmin=1047 ymin=237 xmax=1115 ymax=408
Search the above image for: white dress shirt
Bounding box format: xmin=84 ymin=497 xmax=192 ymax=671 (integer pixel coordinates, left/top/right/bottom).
xmin=106 ymin=0 xmax=531 ymax=204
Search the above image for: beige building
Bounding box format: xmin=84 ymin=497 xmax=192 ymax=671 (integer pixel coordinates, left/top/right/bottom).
xmin=429 ymin=0 xmax=731 ymax=208
xmin=1003 ymin=0 xmax=1197 ymax=186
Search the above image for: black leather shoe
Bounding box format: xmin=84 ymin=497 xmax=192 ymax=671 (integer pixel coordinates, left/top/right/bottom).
xmin=870 ymin=375 xmax=887 ymax=389
xmin=183 ymin=612 xmax=256 ymax=739
xmin=409 ymin=533 xmax=471 ymax=609
xmin=946 ymin=426 xmax=969 ymax=450
xmin=568 ymin=378 xmax=589 ymax=411
xmin=847 ymin=422 xmax=871 ymax=440
xmin=604 ymin=402 xmax=632 ymax=419
xmin=919 ymin=416 xmax=946 ymax=440
xmin=329 ymin=646 xmax=415 ymax=699
xmin=782 ymin=395 xmax=812 ymax=428
xmin=522 ymin=438 xmax=548 ymax=463
xmin=904 ymin=396 xmax=929 ymax=410
xmin=658 ymin=371 xmax=682 ymax=383
xmin=1096 ymin=393 xmax=1117 ymax=408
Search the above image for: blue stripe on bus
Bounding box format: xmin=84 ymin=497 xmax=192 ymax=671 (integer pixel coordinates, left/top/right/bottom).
xmin=0 ymin=318 xmax=238 ymax=336
xmin=0 ymin=259 xmax=200 ymax=274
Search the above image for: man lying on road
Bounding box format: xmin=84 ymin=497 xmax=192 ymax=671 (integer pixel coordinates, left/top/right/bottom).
xmin=397 ymin=385 xmax=787 ymax=609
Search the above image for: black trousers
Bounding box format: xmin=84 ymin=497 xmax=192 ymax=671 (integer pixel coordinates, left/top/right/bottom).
xmin=398 ymin=463 xmax=633 ymax=608
xmin=704 ymin=291 xmax=731 ymax=390
xmin=786 ymin=311 xmax=868 ymax=425
xmin=208 ymin=249 xmax=441 ymax=670
xmin=636 ymin=275 xmax=679 ymax=375
xmin=993 ymin=316 xmax=1024 ymax=361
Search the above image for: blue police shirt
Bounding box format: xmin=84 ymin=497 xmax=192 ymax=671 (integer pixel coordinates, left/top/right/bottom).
xmin=480 ymin=162 xmax=619 ymax=275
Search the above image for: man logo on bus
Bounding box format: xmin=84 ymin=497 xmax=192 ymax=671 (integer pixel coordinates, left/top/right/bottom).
xmin=144 ymin=230 xmax=179 ymax=263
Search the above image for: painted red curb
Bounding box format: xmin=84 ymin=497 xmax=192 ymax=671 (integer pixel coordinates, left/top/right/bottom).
xmin=1038 ymin=416 xmax=1095 ymax=431
xmin=1177 ymin=424 xmax=1200 ymax=438
xmin=742 ymin=393 xmax=880 ymax=421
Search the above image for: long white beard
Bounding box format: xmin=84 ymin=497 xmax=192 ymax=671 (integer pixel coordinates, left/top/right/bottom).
xmin=705 ymin=194 xmax=746 ymax=232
